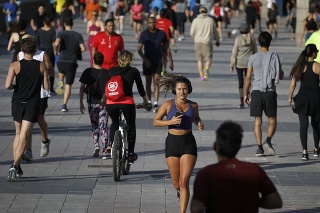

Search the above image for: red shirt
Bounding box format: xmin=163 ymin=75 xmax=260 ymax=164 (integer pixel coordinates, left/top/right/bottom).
xmin=92 ymin=32 xmax=124 ymax=70
xmin=156 ymin=18 xmax=172 ymax=40
xmin=193 ymin=158 xmax=277 ymax=213
xmin=253 ymin=1 xmax=262 ymax=14
xmin=131 ymin=4 xmax=143 ymax=20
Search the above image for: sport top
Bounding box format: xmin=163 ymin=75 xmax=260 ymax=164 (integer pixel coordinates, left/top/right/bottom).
xmin=300 ymin=61 xmax=319 ymax=90
xmin=12 ymin=59 xmax=42 ymax=106
xmin=167 ymin=99 xmax=194 ymax=130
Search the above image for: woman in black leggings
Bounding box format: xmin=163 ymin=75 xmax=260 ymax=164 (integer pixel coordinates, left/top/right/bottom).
xmin=288 ymin=44 xmax=320 ymax=161
xmin=105 ymin=50 xmax=149 ymax=163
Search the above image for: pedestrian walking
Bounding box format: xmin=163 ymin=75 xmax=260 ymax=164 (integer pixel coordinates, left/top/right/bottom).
xmin=191 ymin=121 xmax=282 ymax=213
xmin=79 ymin=51 xmax=109 ymax=158
xmin=267 ymin=3 xmax=282 ymax=41
xmin=153 ymin=74 xmax=204 ymax=213
xmin=92 ymin=18 xmax=124 ymax=70
xmin=230 ymin=23 xmax=257 ymax=108
xmin=137 ymin=16 xmax=173 ymax=113
xmin=243 ymin=31 xmax=284 ymax=157
xmin=190 ymin=6 xmax=220 ymax=81
xmin=288 ymin=44 xmax=320 ymax=161
xmin=175 ymin=0 xmax=187 ymax=41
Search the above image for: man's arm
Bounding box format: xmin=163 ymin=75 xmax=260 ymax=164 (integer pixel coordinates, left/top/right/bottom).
xmin=5 ymin=62 xmax=17 ymax=90
xmin=40 ymin=62 xmax=50 ymax=91
xmin=190 ymin=199 xmax=205 ymax=213
xmin=80 ymin=43 xmax=86 ymax=52
xmin=30 ymin=18 xmax=37 ymax=31
xmin=137 ymin=42 xmax=150 ymax=67
xmin=259 ymin=191 xmax=283 ymax=209
xmin=243 ymin=67 xmax=253 ymax=105
xmin=53 ymin=37 xmax=61 ymax=54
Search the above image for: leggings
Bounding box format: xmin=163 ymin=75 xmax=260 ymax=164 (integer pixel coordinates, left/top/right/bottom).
xmin=176 ymin=13 xmax=186 ymax=35
xmin=236 ymin=67 xmax=247 ymax=89
xmin=106 ymin=104 xmax=136 ymax=153
xmin=88 ymin=103 xmax=108 ymax=149
xmin=298 ymin=114 xmax=320 ymax=150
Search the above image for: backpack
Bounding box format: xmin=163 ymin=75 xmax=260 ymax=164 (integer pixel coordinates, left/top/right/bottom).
xmin=105 ymin=75 xmax=125 ymax=101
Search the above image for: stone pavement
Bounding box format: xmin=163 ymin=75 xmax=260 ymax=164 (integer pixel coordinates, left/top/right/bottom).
xmin=0 ymin=13 xmax=320 ymax=213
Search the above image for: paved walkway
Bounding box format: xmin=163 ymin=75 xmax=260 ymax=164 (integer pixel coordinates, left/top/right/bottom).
xmin=1 ymin=13 xmax=319 ymax=213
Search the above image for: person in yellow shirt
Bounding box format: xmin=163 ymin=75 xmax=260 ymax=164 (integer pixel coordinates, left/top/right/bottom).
xmin=305 ymin=22 xmax=320 ymax=63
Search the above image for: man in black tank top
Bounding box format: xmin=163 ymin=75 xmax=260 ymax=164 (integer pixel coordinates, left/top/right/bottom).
xmin=5 ymin=37 xmax=49 ymax=181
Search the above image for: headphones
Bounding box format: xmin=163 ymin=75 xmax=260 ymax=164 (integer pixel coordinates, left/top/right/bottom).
xmin=172 ymin=76 xmax=193 ymax=95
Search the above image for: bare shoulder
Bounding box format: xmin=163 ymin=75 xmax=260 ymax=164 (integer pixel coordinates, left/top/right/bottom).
xmin=188 ymin=100 xmax=198 ymax=108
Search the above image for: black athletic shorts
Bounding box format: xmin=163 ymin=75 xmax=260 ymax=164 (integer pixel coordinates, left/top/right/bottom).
xmin=57 ymin=61 xmax=78 ymax=85
xmin=250 ymin=90 xmax=277 ymax=117
xmin=143 ymin=62 xmax=162 ymax=75
xmin=39 ymin=98 xmax=48 ymax=115
xmin=165 ymin=132 xmax=197 ymax=158
xmin=12 ymin=104 xmax=40 ymax=123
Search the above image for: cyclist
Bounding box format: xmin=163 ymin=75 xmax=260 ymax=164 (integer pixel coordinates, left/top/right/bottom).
xmin=105 ymin=50 xmax=149 ymax=163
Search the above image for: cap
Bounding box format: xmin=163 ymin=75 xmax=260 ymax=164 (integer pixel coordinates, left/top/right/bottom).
xmin=239 ymin=23 xmax=250 ymax=34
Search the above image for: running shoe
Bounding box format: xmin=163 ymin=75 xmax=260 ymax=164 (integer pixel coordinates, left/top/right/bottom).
xmin=7 ymin=165 xmax=18 ymax=181
xmin=204 ymin=69 xmax=209 ymax=80
xmin=61 ymin=104 xmax=68 ymax=112
xmin=255 ymin=149 xmax=264 ymax=157
xmin=302 ymin=153 xmax=309 ymax=161
xmin=17 ymin=164 xmax=23 ymax=177
xmin=40 ymin=139 xmax=50 ymax=157
xmin=102 ymin=147 xmax=112 ymax=160
xmin=93 ymin=148 xmax=100 ymax=157
xmin=199 ymin=76 xmax=205 ymax=81
xmin=55 ymin=80 xmax=64 ymax=95
xmin=314 ymin=149 xmax=320 ymax=157
xmin=22 ymin=149 xmax=33 ymax=162
xmin=153 ymin=104 xmax=159 ymax=113
xmin=128 ymin=153 xmax=138 ymax=164
xmin=238 ymin=103 xmax=244 ymax=109
xmin=161 ymin=69 xmax=167 ymax=76
xmin=262 ymin=141 xmax=275 ymax=156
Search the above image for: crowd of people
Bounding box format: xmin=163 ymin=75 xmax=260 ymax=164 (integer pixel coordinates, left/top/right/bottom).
xmin=3 ymin=0 xmax=320 ymax=212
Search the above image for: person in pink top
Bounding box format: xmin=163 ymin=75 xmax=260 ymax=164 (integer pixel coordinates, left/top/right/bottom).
xmin=130 ymin=0 xmax=143 ymax=40
xmin=87 ymin=10 xmax=104 ymax=66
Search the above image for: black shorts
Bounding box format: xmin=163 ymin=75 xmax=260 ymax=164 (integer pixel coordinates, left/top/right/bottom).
xmin=250 ymin=90 xmax=277 ymax=117
xmin=133 ymin=19 xmax=143 ymax=24
xmin=143 ymin=62 xmax=162 ymax=75
xmin=57 ymin=61 xmax=78 ymax=85
xmin=12 ymin=104 xmax=40 ymax=123
xmin=39 ymin=98 xmax=48 ymax=115
xmin=165 ymin=132 xmax=197 ymax=158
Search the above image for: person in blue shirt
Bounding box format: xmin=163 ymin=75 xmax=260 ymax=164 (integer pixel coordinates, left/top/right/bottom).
xmin=2 ymin=0 xmax=20 ymax=33
xmin=151 ymin=0 xmax=164 ymax=13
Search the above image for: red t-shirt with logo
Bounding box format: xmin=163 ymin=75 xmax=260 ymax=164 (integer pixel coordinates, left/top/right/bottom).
xmin=92 ymin=32 xmax=124 ymax=69
xmin=156 ymin=18 xmax=172 ymax=40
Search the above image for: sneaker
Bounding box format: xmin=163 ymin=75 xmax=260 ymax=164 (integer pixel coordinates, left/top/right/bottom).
xmin=173 ymin=46 xmax=177 ymax=53
xmin=7 ymin=165 xmax=18 ymax=181
xmin=238 ymin=103 xmax=244 ymax=109
xmin=178 ymin=37 xmax=183 ymax=41
xmin=61 ymin=104 xmax=68 ymax=112
xmin=102 ymin=147 xmax=112 ymax=160
xmin=93 ymin=148 xmax=100 ymax=157
xmin=22 ymin=149 xmax=33 ymax=162
xmin=55 ymin=80 xmax=64 ymax=95
xmin=302 ymin=153 xmax=309 ymax=161
xmin=128 ymin=153 xmax=138 ymax=164
xmin=204 ymin=69 xmax=209 ymax=80
xmin=255 ymin=149 xmax=264 ymax=157
xmin=161 ymin=69 xmax=167 ymax=76
xmin=314 ymin=149 xmax=320 ymax=157
xmin=199 ymin=76 xmax=205 ymax=81
xmin=40 ymin=139 xmax=50 ymax=157
xmin=16 ymin=164 xmax=23 ymax=177
xmin=153 ymin=104 xmax=159 ymax=113
xmin=262 ymin=141 xmax=276 ymax=156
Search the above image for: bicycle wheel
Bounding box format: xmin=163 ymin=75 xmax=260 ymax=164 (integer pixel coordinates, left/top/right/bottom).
xmin=121 ymin=146 xmax=130 ymax=175
xmin=112 ymin=130 xmax=122 ymax=181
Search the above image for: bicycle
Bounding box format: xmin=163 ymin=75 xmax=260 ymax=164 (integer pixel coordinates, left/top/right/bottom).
xmin=112 ymin=110 xmax=130 ymax=181
xmin=112 ymin=103 xmax=152 ymax=181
